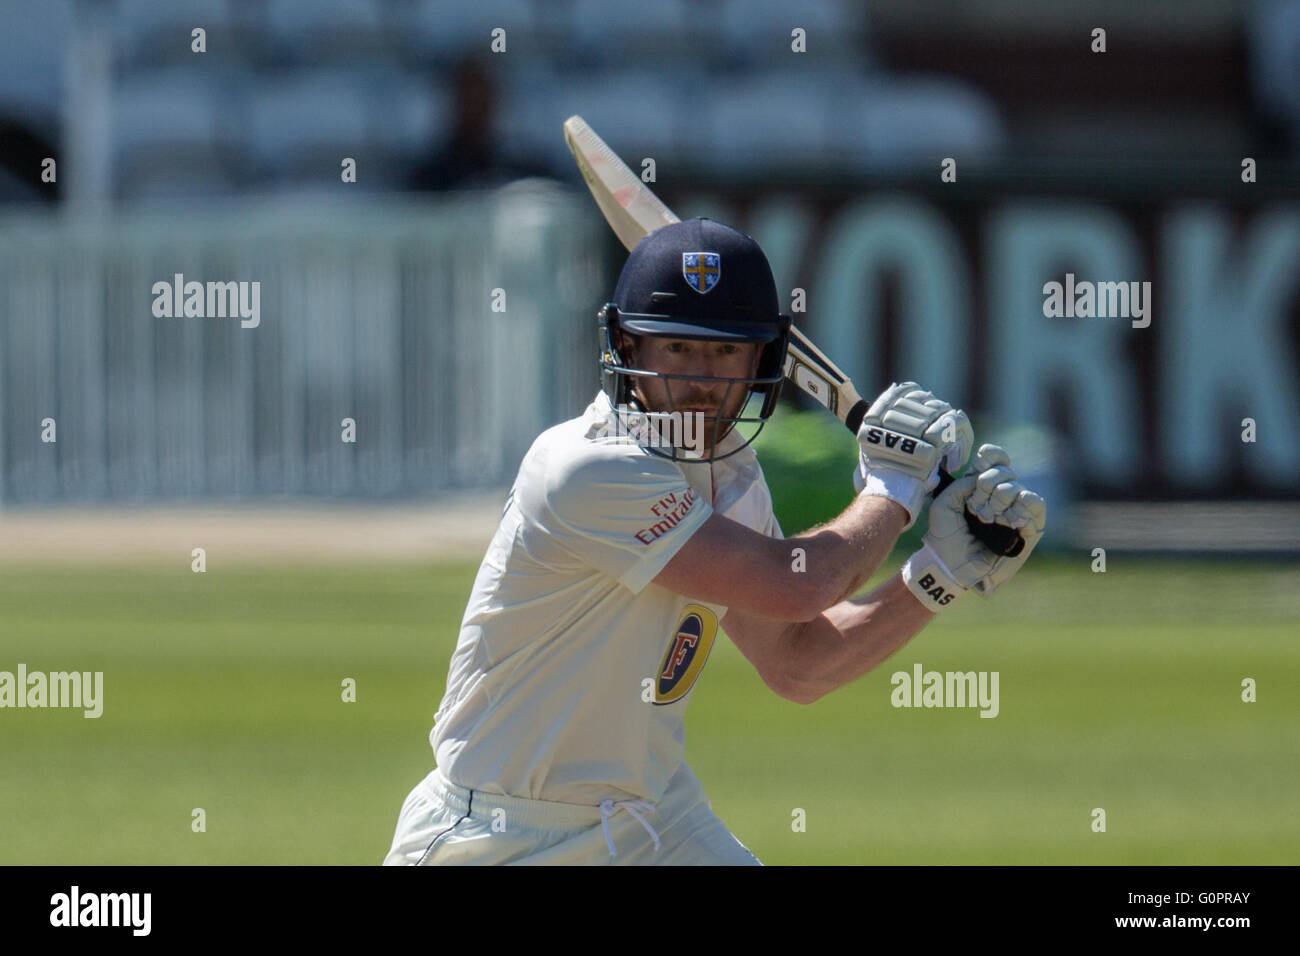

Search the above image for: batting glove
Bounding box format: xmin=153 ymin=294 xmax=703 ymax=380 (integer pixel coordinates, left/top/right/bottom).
xmin=902 ymin=443 xmax=1046 ymax=610
xmin=854 ymin=381 xmax=973 ymax=530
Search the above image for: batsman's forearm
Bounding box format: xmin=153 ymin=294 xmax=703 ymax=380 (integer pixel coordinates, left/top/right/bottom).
xmin=779 ymin=574 xmax=934 ymax=704
xmin=790 ymin=493 xmax=907 ymax=610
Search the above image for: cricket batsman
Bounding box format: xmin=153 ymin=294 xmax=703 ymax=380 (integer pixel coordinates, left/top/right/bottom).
xmin=383 ymin=218 xmax=1046 ymax=865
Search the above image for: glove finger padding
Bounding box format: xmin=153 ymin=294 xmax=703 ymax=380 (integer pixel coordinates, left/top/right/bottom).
xmin=971 ymin=442 xmax=1012 ymax=472
xmin=964 ymin=444 xmax=1020 ymax=522
xmin=864 ymin=382 xmax=933 ymax=431
xmin=967 ymin=464 xmax=1021 ymax=523
xmin=856 ymin=381 xmax=973 ymax=529
xmin=972 ymin=489 xmax=1046 ymax=597
xmin=931 ymin=410 xmax=975 ymax=476
xmin=865 ymin=381 xmax=921 ymax=412
xmin=989 ymin=486 xmax=1045 ymax=530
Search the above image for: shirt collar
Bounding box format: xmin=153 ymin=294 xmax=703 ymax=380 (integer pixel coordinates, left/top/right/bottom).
xmin=589 ymin=391 xmax=753 ymax=465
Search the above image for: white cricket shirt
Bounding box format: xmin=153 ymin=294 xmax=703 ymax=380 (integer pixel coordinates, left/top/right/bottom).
xmin=429 ymin=391 xmax=782 ymax=805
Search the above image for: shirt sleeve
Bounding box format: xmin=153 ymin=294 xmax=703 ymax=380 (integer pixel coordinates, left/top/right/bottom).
xmin=539 ymin=444 xmax=713 ymax=595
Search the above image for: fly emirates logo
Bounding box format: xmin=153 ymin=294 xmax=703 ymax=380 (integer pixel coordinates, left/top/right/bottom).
xmin=635 ymin=490 xmax=698 ymax=545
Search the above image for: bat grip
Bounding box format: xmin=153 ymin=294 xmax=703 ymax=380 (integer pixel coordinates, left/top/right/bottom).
xmin=933 ymin=468 xmax=1026 ymax=558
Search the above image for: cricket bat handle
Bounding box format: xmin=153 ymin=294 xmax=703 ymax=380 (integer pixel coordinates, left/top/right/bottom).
xmin=842 ymin=398 xmax=1026 ymax=558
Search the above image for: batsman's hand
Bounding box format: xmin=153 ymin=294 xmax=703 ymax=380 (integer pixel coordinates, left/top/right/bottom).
xmin=901 ymin=443 xmax=1046 ymax=610
xmin=853 ymin=381 xmax=973 ymax=530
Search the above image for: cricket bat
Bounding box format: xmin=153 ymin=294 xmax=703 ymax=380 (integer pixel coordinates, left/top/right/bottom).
xmin=563 ymin=115 xmax=1023 ymax=557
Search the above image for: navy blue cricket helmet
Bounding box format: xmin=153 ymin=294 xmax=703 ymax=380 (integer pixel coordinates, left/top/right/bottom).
xmin=599 ymin=218 xmax=791 ymax=462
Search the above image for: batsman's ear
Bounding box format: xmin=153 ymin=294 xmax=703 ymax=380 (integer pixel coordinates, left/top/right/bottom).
xmin=615 ymin=330 xmax=640 ymax=362
xmin=755 ymin=320 xmax=791 ymax=418
xmin=756 ymin=314 xmax=791 ymax=375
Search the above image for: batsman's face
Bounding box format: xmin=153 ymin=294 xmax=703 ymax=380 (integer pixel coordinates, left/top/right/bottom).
xmin=621 ymin=334 xmax=761 ymax=451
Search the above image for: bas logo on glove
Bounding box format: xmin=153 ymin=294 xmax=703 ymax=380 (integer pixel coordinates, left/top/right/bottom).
xmin=861 ymin=428 xmax=918 ymax=456
xmin=902 ymin=551 xmax=965 ymax=610
xmin=915 ymin=571 xmax=957 ymax=607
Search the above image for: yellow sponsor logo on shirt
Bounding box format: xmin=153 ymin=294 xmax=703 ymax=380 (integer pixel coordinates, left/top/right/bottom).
xmin=655 ymin=604 xmax=718 ymax=704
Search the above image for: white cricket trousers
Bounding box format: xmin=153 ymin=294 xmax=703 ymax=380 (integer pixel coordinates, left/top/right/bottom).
xmin=383 ymin=761 xmax=762 ymax=866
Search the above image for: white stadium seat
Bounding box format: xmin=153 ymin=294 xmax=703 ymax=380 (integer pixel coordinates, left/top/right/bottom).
xmin=566 ymin=0 xmax=710 ymax=64
xmin=265 ymin=0 xmax=390 ymax=63
xmin=110 ymin=0 xmax=233 ymax=64
xmin=500 ymin=66 xmax=699 ymax=181
xmin=400 ymin=0 xmax=537 ymax=63
xmin=246 ymin=70 xmax=372 ymax=181
xmin=552 ymin=70 xmax=681 ymax=153
xmin=496 ymin=62 xmax=571 ymax=172
xmin=0 ymin=0 xmax=76 ymax=126
xmin=719 ymin=0 xmax=868 ymax=67
xmin=692 ymin=71 xmax=837 ymax=173
xmin=829 ymin=74 xmax=1006 ymax=171
xmin=111 ymin=67 xmax=246 ymax=199
xmin=365 ymin=70 xmax=452 ymax=159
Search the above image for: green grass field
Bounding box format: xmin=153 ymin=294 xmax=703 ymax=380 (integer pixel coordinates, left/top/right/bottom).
xmin=1 ymin=554 xmax=1296 ymax=865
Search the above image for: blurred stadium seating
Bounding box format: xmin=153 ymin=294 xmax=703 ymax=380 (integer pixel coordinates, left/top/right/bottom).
xmin=5 ymin=0 xmax=1294 ymax=204
xmin=3 ymin=0 xmax=984 ymax=200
